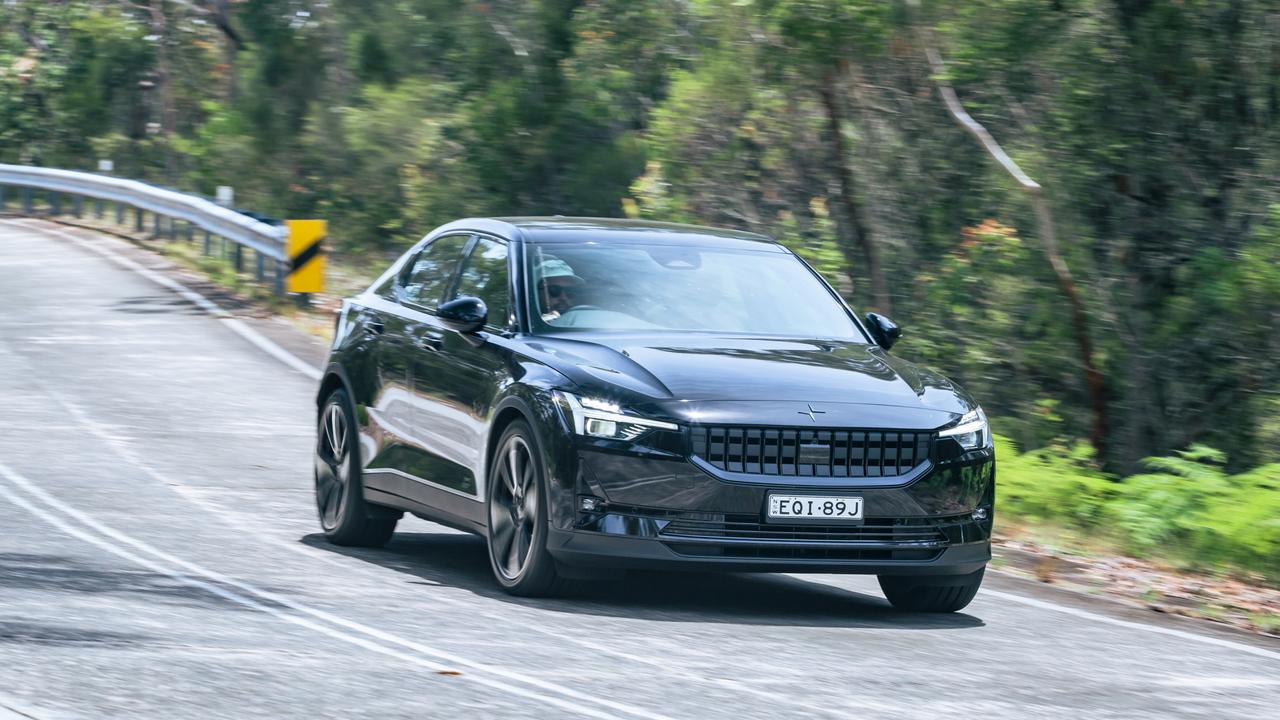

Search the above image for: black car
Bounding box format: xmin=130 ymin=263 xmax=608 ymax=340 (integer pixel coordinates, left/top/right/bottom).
xmin=314 ymin=218 xmax=994 ymax=612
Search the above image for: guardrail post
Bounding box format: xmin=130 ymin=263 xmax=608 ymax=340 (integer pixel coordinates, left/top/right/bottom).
xmin=203 ymin=231 xmax=212 ymax=256
xmin=167 ymin=217 xmax=177 ymax=240
xmin=152 ymin=212 xmax=161 ymax=238
xmin=51 ymin=192 xmax=62 ymax=216
xmin=274 ymin=258 xmax=285 ymax=296
xmin=115 ymin=203 xmax=124 ymax=225
xmin=0 ymin=185 xmax=5 ymax=211
xmin=73 ymin=195 xmax=83 ymax=218
xmin=233 ymin=243 xmax=243 ymax=272
xmin=135 ymin=207 xmax=144 ymax=232
xmin=22 ymin=188 xmax=32 ymax=213
xmin=94 ymin=199 xmax=103 ymax=219
xmin=185 ymin=222 xmax=194 ymax=243
xmin=256 ymin=250 xmax=265 ymax=282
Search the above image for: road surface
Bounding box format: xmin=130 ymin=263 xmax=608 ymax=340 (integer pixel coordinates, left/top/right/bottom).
xmin=0 ymin=217 xmax=1276 ymax=719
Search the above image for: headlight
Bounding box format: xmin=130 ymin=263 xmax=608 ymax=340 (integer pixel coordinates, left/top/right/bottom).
xmin=938 ymin=407 xmax=990 ymax=451
xmin=555 ymin=391 xmax=678 ymax=441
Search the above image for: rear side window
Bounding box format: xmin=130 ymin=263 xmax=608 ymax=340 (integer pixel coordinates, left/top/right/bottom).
xmin=401 ymin=234 xmax=471 ymax=310
xmin=451 ymin=237 xmax=510 ymax=329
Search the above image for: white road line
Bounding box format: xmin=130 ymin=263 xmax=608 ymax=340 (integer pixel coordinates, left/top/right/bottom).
xmin=4 ymin=217 xmax=1277 ymax=666
xmin=980 ymin=589 xmax=1280 ymax=661
xmin=2 ymin=219 xmax=322 ymax=381
xmin=532 ymin=627 xmax=901 ymax=718
xmin=0 ymin=462 xmax=671 ymax=720
xmin=0 ymin=696 xmax=46 ymax=720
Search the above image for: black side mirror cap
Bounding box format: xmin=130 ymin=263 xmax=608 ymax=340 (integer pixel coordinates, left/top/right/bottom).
xmin=864 ymin=312 xmax=902 ymax=350
xmin=438 ymin=296 xmax=487 ymax=334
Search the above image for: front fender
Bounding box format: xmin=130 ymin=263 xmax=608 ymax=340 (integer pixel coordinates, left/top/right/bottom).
xmin=485 ymin=361 xmax=580 ymax=531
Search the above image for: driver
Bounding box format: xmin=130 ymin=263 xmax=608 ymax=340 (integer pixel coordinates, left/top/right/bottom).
xmin=536 ymin=256 xmax=586 ymax=321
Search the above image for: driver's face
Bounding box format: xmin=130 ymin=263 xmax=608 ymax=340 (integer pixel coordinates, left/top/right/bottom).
xmin=540 ymin=277 xmax=580 ymax=314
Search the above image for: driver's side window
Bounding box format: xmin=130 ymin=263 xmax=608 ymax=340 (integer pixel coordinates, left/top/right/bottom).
xmin=400 ymin=234 xmax=471 ymax=311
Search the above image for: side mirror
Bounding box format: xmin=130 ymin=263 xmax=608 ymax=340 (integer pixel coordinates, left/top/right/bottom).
xmin=438 ymin=296 xmax=487 ymax=334
xmin=864 ymin=312 xmax=902 ymax=350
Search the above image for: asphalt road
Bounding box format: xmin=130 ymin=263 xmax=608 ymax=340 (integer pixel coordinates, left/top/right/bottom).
xmin=1 ymin=217 xmax=1277 ymax=720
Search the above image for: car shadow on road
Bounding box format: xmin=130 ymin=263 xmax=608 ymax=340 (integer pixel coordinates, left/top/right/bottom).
xmin=111 ymin=294 xmax=206 ymax=315
xmin=111 ymin=292 xmax=261 ymax=316
xmin=0 ymin=551 xmax=287 ymax=613
xmin=301 ymin=532 xmax=984 ymax=630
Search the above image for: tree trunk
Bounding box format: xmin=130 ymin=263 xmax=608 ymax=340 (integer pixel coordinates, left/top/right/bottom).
xmin=212 ymin=0 xmax=240 ymax=103
xmin=147 ymin=0 xmax=176 ymax=178
xmin=919 ymin=42 xmax=1109 ymax=459
xmin=817 ymin=68 xmax=892 ymax=315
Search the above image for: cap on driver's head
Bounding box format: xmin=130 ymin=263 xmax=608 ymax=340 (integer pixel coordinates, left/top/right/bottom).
xmin=537 ymin=256 xmax=584 ymax=284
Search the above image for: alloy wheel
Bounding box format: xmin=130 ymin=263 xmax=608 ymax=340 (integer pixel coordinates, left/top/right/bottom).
xmin=315 ymin=400 xmax=350 ymax=530
xmin=489 ymin=435 xmax=537 ymax=580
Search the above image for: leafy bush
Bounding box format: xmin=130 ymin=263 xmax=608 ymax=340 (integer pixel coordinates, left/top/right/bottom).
xmin=996 ymin=435 xmax=1280 ymax=581
xmin=1110 ymin=445 xmax=1232 ymax=555
xmin=996 ymin=434 xmax=1114 ymax=530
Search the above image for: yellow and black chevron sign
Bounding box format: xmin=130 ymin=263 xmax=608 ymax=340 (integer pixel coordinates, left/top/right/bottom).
xmin=285 ymin=219 xmax=327 ymax=293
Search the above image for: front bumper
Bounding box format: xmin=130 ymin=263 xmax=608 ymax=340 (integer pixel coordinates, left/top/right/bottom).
xmin=546 ymin=439 xmax=995 ymax=576
xmin=548 ymin=526 xmax=991 ymax=575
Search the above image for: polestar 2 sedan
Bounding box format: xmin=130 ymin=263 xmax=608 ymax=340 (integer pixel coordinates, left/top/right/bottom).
xmin=313 ymin=218 xmax=994 ymax=612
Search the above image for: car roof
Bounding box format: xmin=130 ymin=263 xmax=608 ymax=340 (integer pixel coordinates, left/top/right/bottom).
xmin=429 ymin=217 xmax=782 ymax=251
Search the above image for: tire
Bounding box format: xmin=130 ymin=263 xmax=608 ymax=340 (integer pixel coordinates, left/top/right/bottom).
xmin=315 ymin=388 xmax=399 ymax=547
xmin=486 ymin=420 xmax=565 ymax=597
xmin=878 ymin=568 xmax=985 ymax=613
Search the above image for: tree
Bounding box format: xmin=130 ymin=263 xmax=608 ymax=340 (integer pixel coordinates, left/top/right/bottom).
xmin=760 ymin=0 xmax=895 ymax=314
xmin=911 ymin=4 xmax=1109 ymax=458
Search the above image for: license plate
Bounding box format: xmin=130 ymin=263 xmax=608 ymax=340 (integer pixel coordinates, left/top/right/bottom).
xmin=767 ymin=494 xmax=863 ymax=522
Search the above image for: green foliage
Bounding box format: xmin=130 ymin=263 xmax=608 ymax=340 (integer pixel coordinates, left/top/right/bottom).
xmin=900 ymin=219 xmax=1073 ymax=450
xmin=1111 ymin=446 xmax=1233 ymax=554
xmin=998 ymin=436 xmax=1280 ymax=579
xmin=759 ymin=0 xmax=892 ymax=69
xmin=996 ymin=434 xmax=1114 ymax=529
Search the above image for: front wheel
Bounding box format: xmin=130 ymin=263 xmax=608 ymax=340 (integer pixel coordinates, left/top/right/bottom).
xmin=878 ymin=568 xmax=985 ymax=613
xmin=486 ymin=420 xmax=565 ymax=596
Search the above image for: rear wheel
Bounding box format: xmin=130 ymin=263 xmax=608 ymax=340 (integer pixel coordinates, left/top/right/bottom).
xmin=486 ymin=420 xmax=565 ymax=596
xmin=315 ymin=388 xmax=398 ymax=547
xmin=878 ymin=568 xmax=985 ymax=613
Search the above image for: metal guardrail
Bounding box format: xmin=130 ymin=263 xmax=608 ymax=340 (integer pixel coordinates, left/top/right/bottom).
xmin=0 ymin=163 xmax=289 ymax=294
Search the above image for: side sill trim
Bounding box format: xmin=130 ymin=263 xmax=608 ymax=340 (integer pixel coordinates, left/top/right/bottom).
xmin=365 ymin=467 xmax=479 ymax=500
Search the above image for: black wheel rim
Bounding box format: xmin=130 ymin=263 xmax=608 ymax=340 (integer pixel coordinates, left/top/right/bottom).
xmin=489 ymin=435 xmax=536 ymax=580
xmin=315 ymin=400 xmax=350 ymax=530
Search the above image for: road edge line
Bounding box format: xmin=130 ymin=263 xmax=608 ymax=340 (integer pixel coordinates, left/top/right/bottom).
xmin=982 ymin=588 xmax=1280 ymax=661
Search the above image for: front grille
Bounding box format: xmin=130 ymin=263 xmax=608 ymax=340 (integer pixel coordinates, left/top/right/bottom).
xmin=690 ymin=426 xmax=931 ymax=477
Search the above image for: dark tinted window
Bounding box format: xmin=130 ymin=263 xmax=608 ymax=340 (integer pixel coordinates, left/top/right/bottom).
xmin=452 ymin=237 xmax=510 ymax=328
xmin=402 ymin=234 xmax=471 ymax=310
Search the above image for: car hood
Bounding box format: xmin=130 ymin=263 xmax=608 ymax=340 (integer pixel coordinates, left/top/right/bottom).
xmin=521 ymin=334 xmax=976 ymax=423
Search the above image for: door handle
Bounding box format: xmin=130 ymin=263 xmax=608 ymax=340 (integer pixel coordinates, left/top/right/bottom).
xmin=415 ymin=332 xmax=444 ymax=351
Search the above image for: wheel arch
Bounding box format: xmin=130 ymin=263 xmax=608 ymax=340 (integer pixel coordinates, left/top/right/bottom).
xmin=316 ymin=363 xmax=357 ymax=413
xmin=486 ymin=404 xmax=528 ymax=479
xmin=484 ymin=386 xmax=577 ymax=529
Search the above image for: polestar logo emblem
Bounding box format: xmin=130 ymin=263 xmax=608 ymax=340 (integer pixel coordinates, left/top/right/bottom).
xmin=798 ymin=404 xmax=826 ymax=423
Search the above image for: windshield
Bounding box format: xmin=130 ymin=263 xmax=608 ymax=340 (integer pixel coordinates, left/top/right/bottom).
xmin=526 ymin=241 xmax=863 ymax=340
